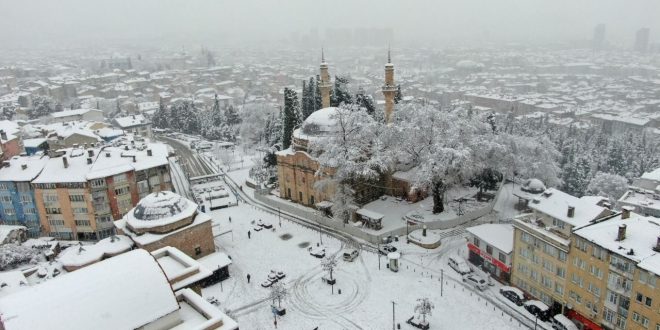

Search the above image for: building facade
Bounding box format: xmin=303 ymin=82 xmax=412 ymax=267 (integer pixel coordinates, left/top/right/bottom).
xmin=0 ymin=156 xmax=48 ymax=237
xmin=466 ymin=224 xmax=514 ymax=283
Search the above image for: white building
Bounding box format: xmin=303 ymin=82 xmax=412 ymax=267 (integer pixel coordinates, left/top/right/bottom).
xmin=47 ymin=108 xmax=104 ymax=124
xmin=466 ymin=223 xmax=514 ymax=283
xmin=113 ymin=114 xmax=153 ymax=138
xmin=618 ymin=167 xmax=660 ymax=218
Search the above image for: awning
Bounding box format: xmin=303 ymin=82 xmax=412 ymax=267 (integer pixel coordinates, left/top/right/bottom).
xmin=356 ymin=208 xmax=384 ymax=220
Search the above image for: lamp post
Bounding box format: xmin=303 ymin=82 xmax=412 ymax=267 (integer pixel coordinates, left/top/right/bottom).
xmin=391 ymin=301 xmax=396 ymax=330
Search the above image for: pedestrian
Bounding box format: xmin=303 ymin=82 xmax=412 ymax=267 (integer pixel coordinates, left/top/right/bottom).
xmin=247 ymin=273 xmax=251 ymax=283
xmin=248 ymin=230 xmax=251 ymax=239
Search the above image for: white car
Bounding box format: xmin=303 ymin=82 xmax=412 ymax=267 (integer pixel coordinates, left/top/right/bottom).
xmin=379 ymin=244 xmax=397 ymax=255
xmin=462 ymin=274 xmax=488 ymax=291
xmin=309 ymin=246 xmax=326 ymax=258
xmin=448 ymin=255 xmax=472 ymax=275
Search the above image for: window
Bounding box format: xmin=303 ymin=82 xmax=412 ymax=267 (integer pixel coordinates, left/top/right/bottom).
xmin=632 ymin=312 xmax=642 ymax=323
xmin=90 ymin=179 xmax=105 ymax=188
xmin=558 ymin=250 xmax=567 ymax=262
xmin=69 ymin=195 xmax=85 ymax=202
xmin=552 ymin=218 xmax=565 ymax=229
xmin=113 ymin=174 xmax=127 ymax=183
xmin=114 ymin=186 xmax=130 ymax=195
xmin=521 ymin=232 xmax=532 ymax=243
xmin=72 ymin=207 xmax=88 ymax=214
xmin=1 ymin=195 xmax=11 ymax=202
xmin=194 ymin=245 xmax=201 ymax=256
xmin=575 ymin=238 xmax=588 ymax=252
xmin=43 ymin=194 xmax=58 ymax=202
xmin=20 ymin=195 xmax=31 ymax=203
xmin=498 ymin=252 xmax=506 ymax=263
xmin=555 ymin=283 xmax=564 ymax=295
xmin=474 ymin=237 xmax=480 ymax=247
xmin=645 ymin=297 xmax=652 ymax=307
xmin=4 ymin=208 xmax=15 ymax=215
xmin=24 ymin=208 xmax=36 ymax=214
xmin=45 ymin=207 xmax=61 ymax=214
xmin=48 ymin=219 xmax=65 ymax=227
xmin=590 ymin=265 xmax=603 ymax=279
xmin=486 ymin=245 xmax=493 ymax=255
xmin=556 ymin=267 xmax=566 ymax=278
xmin=637 ymin=292 xmax=644 ymax=303
xmin=0 ymin=183 xmax=8 ymax=190
xmin=603 ymin=308 xmax=615 ymax=323
xmin=74 ymin=220 xmax=91 ymax=227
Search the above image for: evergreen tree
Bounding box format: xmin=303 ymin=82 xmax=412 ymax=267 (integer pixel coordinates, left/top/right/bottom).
xmin=225 ymin=105 xmax=240 ymax=126
xmin=355 ymin=89 xmax=375 ymax=116
xmin=152 ymin=98 xmax=170 ymax=129
xmin=330 ymin=75 xmax=352 ymax=107
xmin=314 ymin=75 xmax=322 ymax=110
xmin=562 ymin=157 xmax=592 ymax=197
xmin=281 ymin=88 xmax=300 ymax=149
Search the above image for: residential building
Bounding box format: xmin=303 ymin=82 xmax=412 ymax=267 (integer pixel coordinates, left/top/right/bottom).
xmin=512 ymin=188 xmax=613 ymax=315
xmin=30 ymin=143 xmax=171 ymax=240
xmin=113 ymin=114 xmax=153 ymax=138
xmin=0 ymin=156 xmax=48 ymax=237
xmin=47 ymin=108 xmax=104 ymax=123
xmin=618 ymin=168 xmax=660 ymax=218
xmin=0 ymin=249 xmax=238 ymax=330
xmin=0 ymin=120 xmax=22 ymax=161
xmin=466 ymin=224 xmax=514 ymax=283
xmin=567 ymin=210 xmax=659 ymax=330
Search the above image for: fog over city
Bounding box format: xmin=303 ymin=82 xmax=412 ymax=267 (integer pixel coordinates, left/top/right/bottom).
xmin=1 ymin=0 xmax=659 ymax=48
xmin=0 ymin=1 xmax=658 ymax=330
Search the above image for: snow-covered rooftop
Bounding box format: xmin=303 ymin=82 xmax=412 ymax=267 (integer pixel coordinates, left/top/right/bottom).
xmin=32 ymin=148 xmax=98 ymax=183
xmin=466 ymin=224 xmax=514 ymax=254
xmin=641 ymin=168 xmax=660 ymax=182
xmin=0 ymin=155 xmax=49 ymax=182
xmin=529 ymin=188 xmax=608 ymax=227
xmin=0 ymin=249 xmax=179 ymax=330
xmin=49 ymin=108 xmax=102 ymax=118
xmin=114 ymin=114 xmax=150 ymax=128
xmin=0 ymin=120 xmax=20 ymax=142
xmin=574 ymin=212 xmax=660 ymax=274
xmin=152 ymin=246 xmax=213 ymax=291
xmin=58 ymin=235 xmax=134 ymax=269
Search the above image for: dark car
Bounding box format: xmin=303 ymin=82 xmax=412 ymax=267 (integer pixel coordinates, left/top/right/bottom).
xmin=500 ymin=286 xmax=525 ymax=306
xmin=524 ymin=300 xmax=550 ymax=321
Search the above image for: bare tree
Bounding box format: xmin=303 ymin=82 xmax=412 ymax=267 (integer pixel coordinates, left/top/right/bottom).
xmin=414 ymin=298 xmax=434 ymax=324
xmin=269 ymin=282 xmax=288 ymax=308
xmin=321 ymin=256 xmax=338 ymax=281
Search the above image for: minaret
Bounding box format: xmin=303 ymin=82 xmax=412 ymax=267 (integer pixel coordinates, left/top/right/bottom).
xmin=382 ymin=48 xmax=396 ymax=124
xmin=319 ymin=48 xmax=332 ymax=109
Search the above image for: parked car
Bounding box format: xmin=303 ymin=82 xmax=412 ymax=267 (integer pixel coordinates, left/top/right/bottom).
xmin=274 ymin=270 xmax=286 ymax=280
xmin=309 ymin=246 xmax=326 ymax=258
xmin=267 ymin=272 xmax=279 ymax=283
xmin=462 ymin=274 xmax=488 ymax=291
xmin=448 ymin=255 xmax=472 ymax=275
xmin=253 ymin=225 xmax=262 ymax=232
xmin=261 ymin=279 xmax=274 ymax=288
xmin=261 ymin=222 xmax=273 ymax=229
xmin=343 ymin=249 xmax=359 ymax=262
xmin=379 ymin=244 xmax=397 ymax=255
xmin=524 ymin=300 xmax=550 ymax=321
xmin=551 ymin=314 xmax=578 ymax=330
xmin=500 ymin=286 xmax=526 ymax=306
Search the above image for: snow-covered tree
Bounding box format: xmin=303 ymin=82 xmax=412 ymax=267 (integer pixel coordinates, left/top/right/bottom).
xmin=321 ymin=256 xmax=338 ymax=281
xmin=269 ymin=282 xmax=288 ymax=308
xmin=355 ymin=89 xmax=375 ymax=116
xmin=587 ymin=172 xmax=629 ymax=201
xmin=414 ymin=298 xmax=434 ymax=324
xmin=281 ymin=88 xmax=300 ymax=149
xmin=29 ymin=95 xmax=54 ymax=119
xmin=330 ymin=183 xmax=355 ymax=224
xmin=394 ymin=85 xmax=403 ymax=104
xmin=562 ymin=157 xmax=592 ymax=197
xmin=0 ymin=244 xmax=39 ymax=271
xmin=224 ymin=105 xmax=240 ymax=126
xmin=331 ymin=75 xmax=352 ymax=107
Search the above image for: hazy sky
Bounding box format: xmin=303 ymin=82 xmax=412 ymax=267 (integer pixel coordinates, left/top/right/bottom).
xmin=1 ymin=0 xmax=658 ymax=49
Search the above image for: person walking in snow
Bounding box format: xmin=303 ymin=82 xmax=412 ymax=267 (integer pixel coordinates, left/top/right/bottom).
xmin=247 ymin=274 xmax=251 ymax=283
xmin=248 ymin=230 xmax=251 ymax=239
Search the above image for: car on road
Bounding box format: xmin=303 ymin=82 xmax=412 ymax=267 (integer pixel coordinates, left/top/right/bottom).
xmin=309 ymin=246 xmax=326 ymax=258
xmin=343 ymin=249 xmax=359 ymax=262
xmin=267 ymin=272 xmax=279 ymax=283
xmin=448 ymin=255 xmax=472 ymax=275
xmin=379 ymin=244 xmax=397 ymax=255
xmin=462 ymin=274 xmax=488 ymax=291
xmin=499 ymin=286 xmax=526 ymax=306
xmin=273 ymin=270 xmax=286 ymax=280
xmin=551 ymin=314 xmax=578 ymax=330
xmin=524 ymin=300 xmax=550 ymax=321
xmin=253 ymin=225 xmax=262 ymax=232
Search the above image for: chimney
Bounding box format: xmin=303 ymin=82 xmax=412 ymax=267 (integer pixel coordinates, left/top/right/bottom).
xmin=622 ymin=206 xmax=632 ymax=220
xmin=86 ymin=158 xmax=92 ymax=165
xmin=654 ymin=236 xmax=660 ymax=253
xmin=147 ymin=149 xmax=152 ymax=156
xmin=0 ymin=130 xmax=6 ymax=140
xmin=132 ymin=155 xmax=136 ymax=163
xmin=88 ymin=149 xmax=94 ymax=157
xmin=62 ymin=157 xmax=69 ymax=169
xmin=567 ymin=206 xmax=575 ymax=218
xmin=616 ymin=224 xmax=627 ymax=241
xmin=21 ymin=164 xmax=27 ymax=170
xmin=124 ymin=145 xmax=129 ymax=151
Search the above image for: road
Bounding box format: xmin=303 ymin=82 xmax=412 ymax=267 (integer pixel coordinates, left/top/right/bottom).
xmin=157 ymin=135 xmax=215 ymax=178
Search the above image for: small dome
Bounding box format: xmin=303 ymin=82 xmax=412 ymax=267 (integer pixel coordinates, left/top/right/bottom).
xmin=132 ymin=191 xmax=191 ymax=221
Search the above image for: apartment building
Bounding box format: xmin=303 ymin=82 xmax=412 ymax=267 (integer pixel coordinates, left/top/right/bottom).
xmin=619 ymin=167 xmax=660 ymax=218
xmin=567 ymin=209 xmax=660 ymax=330
xmin=30 ymin=143 xmax=171 ymax=240
xmin=0 ymin=156 xmax=49 ymax=237
xmin=512 ymin=188 xmax=612 ymax=315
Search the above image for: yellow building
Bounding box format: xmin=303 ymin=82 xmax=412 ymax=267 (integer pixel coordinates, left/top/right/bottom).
xmin=511 ymin=188 xmax=612 ymax=315
xmin=566 ymin=209 xmax=660 ymax=330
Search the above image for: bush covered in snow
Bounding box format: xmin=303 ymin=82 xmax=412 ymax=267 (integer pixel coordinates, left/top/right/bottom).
xmin=0 ymin=244 xmax=40 ymax=270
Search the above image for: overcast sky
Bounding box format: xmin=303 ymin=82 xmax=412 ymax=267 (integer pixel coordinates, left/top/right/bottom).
xmin=1 ymin=0 xmax=658 ymax=49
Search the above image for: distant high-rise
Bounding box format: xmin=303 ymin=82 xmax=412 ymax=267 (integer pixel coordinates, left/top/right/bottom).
xmin=635 ymin=28 xmax=650 ymax=52
xmin=593 ymin=24 xmax=606 ymax=50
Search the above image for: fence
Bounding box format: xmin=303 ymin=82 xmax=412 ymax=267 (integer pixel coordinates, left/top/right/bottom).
xmin=252 ymin=181 xmax=504 ymax=245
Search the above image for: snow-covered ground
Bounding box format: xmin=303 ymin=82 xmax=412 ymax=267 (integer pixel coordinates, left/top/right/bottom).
xmin=202 ymin=203 xmax=529 ymax=329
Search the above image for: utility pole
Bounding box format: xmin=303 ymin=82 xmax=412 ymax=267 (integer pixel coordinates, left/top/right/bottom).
xmin=441 ymin=269 xmax=444 ymax=296
xmin=391 ymin=301 xmax=396 ymax=330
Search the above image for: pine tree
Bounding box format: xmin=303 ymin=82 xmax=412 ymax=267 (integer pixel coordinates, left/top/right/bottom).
xmin=152 ymin=98 xmax=170 ymax=129
xmin=225 ymin=105 xmax=240 ymax=126
xmin=281 ymin=88 xmax=300 ymax=149
xmin=314 ymin=75 xmax=322 ymax=110
xmin=331 ymin=75 xmax=352 ymax=107
xmin=355 ymin=89 xmax=375 ymax=116
xmin=562 ymin=157 xmax=592 ymax=197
